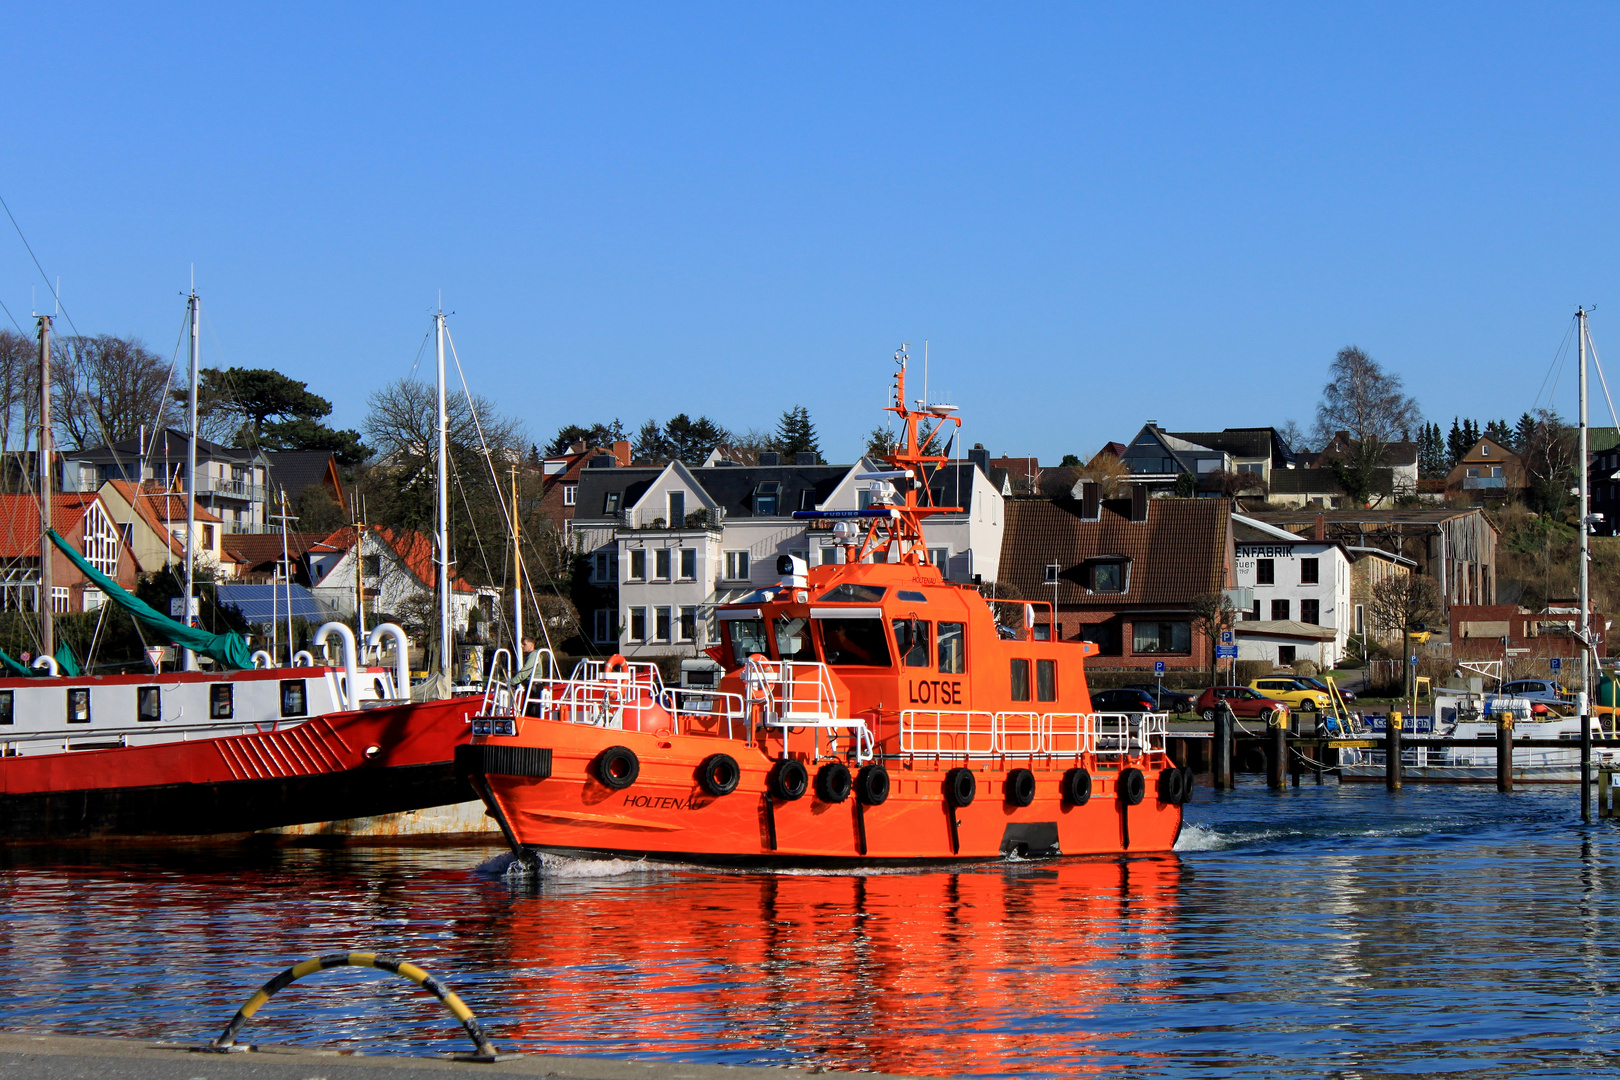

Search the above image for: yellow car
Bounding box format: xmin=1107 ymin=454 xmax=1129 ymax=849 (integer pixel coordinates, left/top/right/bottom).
xmin=1247 ymin=677 xmax=1332 ymax=713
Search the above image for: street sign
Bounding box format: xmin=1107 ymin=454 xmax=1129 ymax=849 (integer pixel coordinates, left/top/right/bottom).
xmin=1410 ymin=655 xmax=1419 ymax=666
xmin=1551 ymin=657 xmax=1563 ymax=671
xmin=1154 ymin=660 xmax=1166 ymax=675
xmin=1220 ymin=630 xmax=1234 ymax=645
xmin=1216 ymin=645 xmax=1238 ymax=659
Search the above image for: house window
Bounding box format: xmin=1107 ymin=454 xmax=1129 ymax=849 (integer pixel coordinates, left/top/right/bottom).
xmin=1132 ymin=620 xmax=1190 ymax=654
xmin=1044 ymin=564 xmax=1059 ymax=583
xmin=1300 ymin=558 xmax=1319 ymax=585
xmin=363 ymin=554 xmax=381 ymax=576
xmin=1256 ymin=559 xmax=1275 ymax=585
xmin=629 ymin=607 xmax=648 ymax=642
xmin=655 ymin=607 xmax=672 ymax=642
xmin=1010 ymin=658 xmax=1031 ymax=702
xmin=280 ymin=680 xmax=308 ymax=717
xmin=1355 ymin=604 xmax=1365 ymax=635
xmin=930 ymin=547 xmax=949 ymax=568
xmin=1481 ymin=445 xmax=1491 ymax=457
xmin=52 ymin=587 xmax=69 ymax=614
xmin=1491 ymin=466 xmax=1502 ymax=478
xmin=1271 ymin=599 xmax=1291 ymax=621
xmin=753 ymin=482 xmax=780 ymax=516
xmin=1080 ymin=620 xmax=1122 ymax=656
xmin=1301 ymin=599 xmax=1320 ymax=624
xmin=83 ymin=588 xmax=105 ymax=612
xmin=604 ymin=492 xmax=622 ymax=514
xmin=563 ymin=484 xmax=577 ymax=506
xmin=654 ymin=549 xmax=671 ymax=580
xmin=67 ymin=688 xmax=91 ymax=724
xmin=679 ymin=606 xmax=698 ymax=642
xmin=668 ymin=491 xmax=685 ymax=525
xmin=1251 ymin=600 xmax=1261 ymax=620
xmin=1087 ymin=560 xmax=1128 ymax=593
xmin=1037 ymin=659 xmax=1057 ymax=702
xmin=593 ymin=609 xmax=616 ymax=643
xmin=1467 ymin=468 xmax=1480 ymax=478
xmin=629 ymin=549 xmax=646 ymax=580
xmin=937 ymin=622 xmax=966 ymax=673
xmin=81 ymin=501 xmax=121 ymax=575
xmin=724 ymin=551 xmax=750 ymax=581
xmin=1278 ymin=645 xmax=1297 ymax=666
xmin=202 ymin=524 xmax=215 ymax=548
xmin=679 ymin=549 xmax=696 ymax=580
xmin=210 ymin=683 xmax=234 ymax=719
xmin=593 ymin=552 xmax=613 ymax=583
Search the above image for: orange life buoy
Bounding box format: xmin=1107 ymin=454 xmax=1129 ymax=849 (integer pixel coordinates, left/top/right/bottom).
xmin=605 ymin=654 xmax=629 ymax=673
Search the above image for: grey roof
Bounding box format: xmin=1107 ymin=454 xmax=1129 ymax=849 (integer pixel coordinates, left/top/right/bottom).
xmin=1165 ymin=430 xmax=1271 ymax=458
xmin=267 ymin=451 xmax=337 ymax=502
xmin=1267 ymin=468 xmax=1352 ymax=495
xmin=67 ymin=428 xmax=264 ymax=466
xmin=573 ymin=463 xmax=851 ymax=522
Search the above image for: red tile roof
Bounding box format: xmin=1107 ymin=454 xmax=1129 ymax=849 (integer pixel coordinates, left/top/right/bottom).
xmin=998 ymin=496 xmax=1230 ymax=608
xmin=0 ymin=493 xmax=101 ymax=559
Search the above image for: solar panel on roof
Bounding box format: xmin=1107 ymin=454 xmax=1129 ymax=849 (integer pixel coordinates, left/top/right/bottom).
xmin=215 ymin=584 xmax=334 ymax=624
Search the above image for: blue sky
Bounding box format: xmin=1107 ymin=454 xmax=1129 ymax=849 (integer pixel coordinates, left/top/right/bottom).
xmin=3 ymin=3 xmax=1619 ymax=461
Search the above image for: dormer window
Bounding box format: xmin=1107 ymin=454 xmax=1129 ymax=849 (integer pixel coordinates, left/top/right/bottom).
xmin=753 ymin=482 xmax=781 ymax=516
xmin=1481 ymin=445 xmax=1490 ymax=457
xmin=604 ymin=492 xmax=622 ymax=514
xmin=1082 ymin=556 xmax=1131 ymax=594
xmin=668 ymin=491 xmax=685 ymax=525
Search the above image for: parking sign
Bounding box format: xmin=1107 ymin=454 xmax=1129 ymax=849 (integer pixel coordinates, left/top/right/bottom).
xmin=1551 ymin=657 xmax=1563 ymax=671
xmin=1154 ymin=661 xmax=1165 ymax=675
xmin=1220 ymin=630 xmax=1234 ymax=645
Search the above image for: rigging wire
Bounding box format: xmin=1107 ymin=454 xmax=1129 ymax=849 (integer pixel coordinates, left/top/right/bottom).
xmin=1534 ymin=317 xmax=1577 ymax=415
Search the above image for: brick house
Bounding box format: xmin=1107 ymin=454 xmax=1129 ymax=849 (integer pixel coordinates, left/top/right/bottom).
xmin=538 ymin=441 xmax=633 ymax=527
xmin=1449 ymin=603 xmax=1609 ymax=671
xmin=0 ymin=493 xmax=140 ymax=613
xmin=997 ymin=486 xmax=1233 ymax=671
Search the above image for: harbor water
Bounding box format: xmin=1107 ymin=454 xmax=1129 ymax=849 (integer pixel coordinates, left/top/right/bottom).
xmin=1 ymin=783 xmax=1617 ymax=1078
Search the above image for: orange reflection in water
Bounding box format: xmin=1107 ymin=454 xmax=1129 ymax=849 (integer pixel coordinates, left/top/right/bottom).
xmin=494 ymin=856 xmax=1184 ymax=1076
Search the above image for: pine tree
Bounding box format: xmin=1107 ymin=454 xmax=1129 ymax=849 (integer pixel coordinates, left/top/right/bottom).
xmin=774 ymin=405 xmax=821 ymax=462
xmin=1465 ymin=418 xmax=1481 ymax=448
xmin=1484 ymin=419 xmax=1512 ymax=447
xmin=1514 ymin=412 xmax=1536 ymax=452
xmin=1448 ymin=418 xmax=1467 ymax=465
xmin=1419 ymin=422 xmax=1448 ymax=476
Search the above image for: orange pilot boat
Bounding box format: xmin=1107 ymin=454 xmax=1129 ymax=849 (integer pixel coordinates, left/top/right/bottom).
xmin=460 ymin=356 xmax=1191 ymax=865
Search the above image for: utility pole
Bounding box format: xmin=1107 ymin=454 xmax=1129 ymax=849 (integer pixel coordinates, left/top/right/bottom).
xmin=36 ymin=313 xmax=53 ymax=659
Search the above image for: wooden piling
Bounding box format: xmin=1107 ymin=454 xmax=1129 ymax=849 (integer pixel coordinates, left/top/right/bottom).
xmin=1213 ymin=707 xmax=1232 ymax=791
xmin=1268 ymin=711 xmax=1287 ymax=790
xmin=1496 ymin=712 xmax=1513 ymax=793
xmin=1385 ymin=711 xmax=1403 ymax=792
xmin=1581 ymin=713 xmax=1592 ymax=823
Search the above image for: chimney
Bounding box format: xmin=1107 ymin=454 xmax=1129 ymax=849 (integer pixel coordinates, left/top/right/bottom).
xmin=794 ymin=451 xmax=817 ymax=465
xmin=1130 ymin=485 xmax=1148 ymax=523
xmin=967 ymin=443 xmax=990 ymax=475
xmin=612 ymin=440 xmax=632 ymax=466
xmin=758 ymin=451 xmax=781 ymax=466
xmin=1314 ymin=513 xmax=1326 ymax=541
xmin=1080 ymin=481 xmax=1101 ymax=521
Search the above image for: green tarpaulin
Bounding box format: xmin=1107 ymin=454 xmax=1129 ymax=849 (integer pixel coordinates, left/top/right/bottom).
xmin=46 ymin=529 xmax=254 ymax=671
xmin=0 ymin=649 xmax=29 ymax=677
xmin=53 ymin=641 xmax=80 ymax=677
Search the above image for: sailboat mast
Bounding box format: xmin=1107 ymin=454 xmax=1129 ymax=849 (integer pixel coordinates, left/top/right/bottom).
xmin=1579 ymin=307 xmax=1591 ymax=711
xmin=435 ymin=309 xmax=452 ymax=684
xmin=183 ymin=289 xmax=199 ymax=671
xmin=36 ymin=313 xmax=53 ymax=659
xmin=511 ymin=464 xmax=522 ymax=653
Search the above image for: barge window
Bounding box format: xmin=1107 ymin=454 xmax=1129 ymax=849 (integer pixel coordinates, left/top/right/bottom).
xmin=821 ymin=619 xmax=892 ymax=667
xmin=1010 ymin=658 xmax=1031 ymax=701
xmin=892 ymin=618 xmax=931 ymax=667
xmin=897 ymin=590 xmax=927 ymax=602
xmin=211 ymin=683 xmax=234 ymax=719
xmin=817 ymin=584 xmax=886 ymax=604
xmin=280 ymin=679 xmax=308 ymax=718
xmin=67 ymin=688 xmax=91 ymax=724
xmin=938 ymin=622 xmax=966 ymax=674
xmin=727 ymin=619 xmax=769 ymax=666
xmin=775 ymin=617 xmax=817 ymax=661
xmin=1037 ymin=659 xmax=1057 ymax=702
xmin=0 ymin=689 xmax=11 ymax=725
xmin=137 ymin=686 xmax=160 ymax=722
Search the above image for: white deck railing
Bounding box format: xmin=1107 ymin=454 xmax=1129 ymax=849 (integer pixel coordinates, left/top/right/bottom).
xmin=899 ymin=710 xmax=1171 ymax=759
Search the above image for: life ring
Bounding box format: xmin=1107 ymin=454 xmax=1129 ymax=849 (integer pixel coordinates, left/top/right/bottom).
xmin=816 ymin=761 xmax=852 ymax=803
xmin=698 ymin=753 xmax=740 ymax=796
xmin=944 ymin=767 xmax=976 ymax=808
xmin=745 ymin=653 xmax=771 ymax=703
xmin=1157 ymin=768 xmax=1186 ymax=804
xmin=1118 ymin=767 xmax=1146 ymax=806
xmin=1062 ymin=767 xmax=1092 ymax=806
xmin=605 ymin=654 xmax=629 ymax=673
xmin=1004 ymin=768 xmax=1036 ymax=807
xmin=595 ymin=745 xmax=639 ymax=790
xmin=770 ymin=758 xmax=809 ymax=801
xmin=855 ymin=764 xmax=890 ymax=806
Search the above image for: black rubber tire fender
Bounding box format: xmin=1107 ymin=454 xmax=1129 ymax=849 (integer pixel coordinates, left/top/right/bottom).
xmin=1177 ymin=766 xmax=1196 ymax=804
xmin=1062 ymin=767 xmax=1092 ymax=806
xmin=1118 ymin=767 xmax=1146 ymax=806
xmin=855 ymin=764 xmax=890 ymax=806
xmin=1156 ymin=767 xmax=1186 ymax=804
xmin=816 ymin=761 xmax=852 ymax=803
xmin=944 ymin=767 xmax=976 ymax=808
xmin=595 ymin=745 xmax=639 ymax=790
xmin=698 ymin=753 xmax=741 ymax=797
xmin=1005 ymin=767 xmax=1036 ymax=807
xmin=769 ymin=758 xmax=809 ymax=801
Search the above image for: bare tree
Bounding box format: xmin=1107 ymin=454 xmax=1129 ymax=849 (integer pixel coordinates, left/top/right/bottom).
xmin=1189 ymin=591 xmax=1236 ymax=686
xmin=52 ymin=335 xmax=181 ymax=450
xmin=1369 ymin=574 xmax=1440 ymax=697
xmin=1073 ymin=452 xmax=1131 ymax=498
xmin=1521 ymin=409 xmax=1578 ymax=517
xmin=0 ymin=329 xmax=39 ymax=492
xmin=1313 ymin=346 xmax=1422 ymax=447
xmin=1277 ymin=418 xmax=1308 ymax=455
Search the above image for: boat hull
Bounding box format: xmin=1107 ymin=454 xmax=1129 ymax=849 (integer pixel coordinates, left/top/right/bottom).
xmin=0 ymin=696 xmax=486 ymax=842
xmin=468 ymin=722 xmax=1183 ymax=866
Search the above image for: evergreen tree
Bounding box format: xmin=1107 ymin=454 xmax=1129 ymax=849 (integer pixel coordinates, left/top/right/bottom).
xmin=634 ymin=419 xmax=670 ymax=461
xmin=1418 ymin=422 xmax=1448 ymax=476
xmin=1464 ymin=418 xmax=1481 ymax=447
xmin=663 ymin=414 xmax=730 ymax=463
xmin=1484 ymin=419 xmax=1513 ymax=447
xmin=1447 ymin=418 xmax=1468 ymax=465
xmin=774 ymin=405 xmax=821 ymax=462
xmin=543 ymin=419 xmax=627 ymax=457
xmin=1514 ymin=412 xmax=1536 ymax=451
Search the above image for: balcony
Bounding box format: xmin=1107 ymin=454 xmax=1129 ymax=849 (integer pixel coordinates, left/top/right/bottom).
xmin=208 ymin=478 xmax=266 ymax=501
xmin=1462 ymin=476 xmax=1506 ymax=490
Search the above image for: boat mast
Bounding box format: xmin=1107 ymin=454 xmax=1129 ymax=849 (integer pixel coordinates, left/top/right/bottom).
xmin=1579 ymin=307 xmax=1591 ymax=712
xmin=36 ymin=313 xmax=53 ymax=659
xmin=435 ymin=308 xmax=452 ymax=685
xmin=511 ymin=464 xmax=522 ymax=654
xmin=183 ymin=288 xmax=199 ymax=671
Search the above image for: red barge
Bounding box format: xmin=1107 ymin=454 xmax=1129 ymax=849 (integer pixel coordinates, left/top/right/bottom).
xmin=461 ymin=355 xmax=1190 ymax=865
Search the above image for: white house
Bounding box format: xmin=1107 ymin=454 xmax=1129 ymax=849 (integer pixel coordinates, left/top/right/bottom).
xmin=309 ymin=527 xmax=494 ymax=633
xmin=1232 ymin=513 xmax=1352 ymax=668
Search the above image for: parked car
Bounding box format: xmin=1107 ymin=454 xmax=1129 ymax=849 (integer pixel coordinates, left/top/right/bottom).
xmin=1248 ymin=677 xmax=1332 ymax=712
xmin=1121 ymin=683 xmax=1194 ymax=713
xmin=1499 ymin=679 xmax=1572 ymax=708
xmin=1295 ymin=675 xmax=1354 ymax=704
xmin=1090 ymin=688 xmax=1158 ymax=714
xmin=1194 ymin=686 xmax=1289 ymax=721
